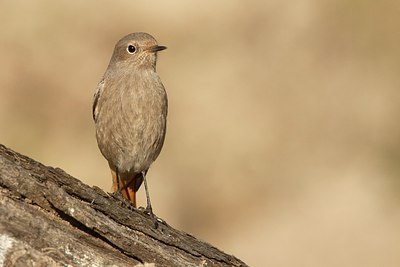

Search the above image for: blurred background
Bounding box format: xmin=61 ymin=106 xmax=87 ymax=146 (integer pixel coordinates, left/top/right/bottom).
xmin=1 ymin=1 xmax=400 ymax=266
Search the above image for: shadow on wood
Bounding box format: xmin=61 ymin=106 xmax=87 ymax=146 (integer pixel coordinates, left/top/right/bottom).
xmin=0 ymin=144 xmax=247 ymax=267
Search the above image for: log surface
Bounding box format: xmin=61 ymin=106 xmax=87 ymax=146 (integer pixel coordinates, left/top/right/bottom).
xmin=0 ymin=144 xmax=247 ymax=267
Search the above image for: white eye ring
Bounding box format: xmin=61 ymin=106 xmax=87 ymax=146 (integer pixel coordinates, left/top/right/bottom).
xmin=127 ymin=45 xmax=136 ymax=54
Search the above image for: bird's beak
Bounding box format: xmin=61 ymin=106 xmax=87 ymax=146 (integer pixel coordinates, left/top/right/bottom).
xmin=147 ymin=45 xmax=167 ymax=53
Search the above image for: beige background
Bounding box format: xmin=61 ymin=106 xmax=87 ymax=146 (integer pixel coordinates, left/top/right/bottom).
xmin=1 ymin=1 xmax=400 ymax=266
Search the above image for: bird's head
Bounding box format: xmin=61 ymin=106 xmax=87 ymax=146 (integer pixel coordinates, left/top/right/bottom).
xmin=109 ymin=32 xmax=166 ymax=71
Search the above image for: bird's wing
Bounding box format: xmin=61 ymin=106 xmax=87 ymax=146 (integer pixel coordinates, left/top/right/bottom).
xmin=92 ymin=78 xmax=105 ymax=121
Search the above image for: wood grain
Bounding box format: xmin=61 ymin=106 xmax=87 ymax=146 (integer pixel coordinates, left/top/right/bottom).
xmin=0 ymin=144 xmax=247 ymax=267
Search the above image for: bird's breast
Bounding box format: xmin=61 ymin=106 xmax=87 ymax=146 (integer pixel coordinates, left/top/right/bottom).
xmin=95 ymin=71 xmax=167 ymax=172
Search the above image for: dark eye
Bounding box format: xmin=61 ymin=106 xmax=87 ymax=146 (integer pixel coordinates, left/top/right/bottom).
xmin=127 ymin=45 xmax=136 ymax=54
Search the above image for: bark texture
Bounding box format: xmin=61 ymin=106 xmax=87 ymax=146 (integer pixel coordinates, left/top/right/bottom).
xmin=0 ymin=144 xmax=247 ymax=267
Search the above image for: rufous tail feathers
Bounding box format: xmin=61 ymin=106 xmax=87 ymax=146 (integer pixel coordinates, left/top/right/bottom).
xmin=110 ymin=168 xmax=144 ymax=207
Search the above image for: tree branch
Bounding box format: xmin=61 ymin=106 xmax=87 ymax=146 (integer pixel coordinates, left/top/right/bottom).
xmin=0 ymin=144 xmax=247 ymax=267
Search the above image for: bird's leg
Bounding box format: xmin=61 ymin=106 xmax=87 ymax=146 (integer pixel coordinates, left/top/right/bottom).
xmin=112 ymin=168 xmax=125 ymax=199
xmin=142 ymin=171 xmax=163 ymax=229
xmin=116 ymin=168 xmax=121 ymax=192
xmin=142 ymin=171 xmax=153 ymax=215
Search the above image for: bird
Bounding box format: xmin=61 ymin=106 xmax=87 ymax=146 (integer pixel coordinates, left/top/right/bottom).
xmin=92 ymin=32 xmax=167 ymax=213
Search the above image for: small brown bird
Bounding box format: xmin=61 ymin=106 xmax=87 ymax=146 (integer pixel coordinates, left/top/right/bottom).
xmin=92 ymin=32 xmax=167 ymax=212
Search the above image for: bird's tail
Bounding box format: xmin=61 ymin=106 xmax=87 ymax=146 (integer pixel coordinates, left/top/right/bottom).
xmin=111 ymin=169 xmax=144 ymax=207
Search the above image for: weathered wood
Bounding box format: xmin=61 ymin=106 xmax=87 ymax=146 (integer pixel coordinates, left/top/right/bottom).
xmin=0 ymin=144 xmax=247 ymax=267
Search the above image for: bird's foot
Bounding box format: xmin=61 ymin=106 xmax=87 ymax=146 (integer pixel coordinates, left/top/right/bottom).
xmin=111 ymin=190 xmax=135 ymax=210
xmin=138 ymin=206 xmax=164 ymax=229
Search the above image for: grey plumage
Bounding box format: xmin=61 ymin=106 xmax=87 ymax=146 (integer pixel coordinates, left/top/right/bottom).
xmin=93 ymin=32 xmax=167 ymax=207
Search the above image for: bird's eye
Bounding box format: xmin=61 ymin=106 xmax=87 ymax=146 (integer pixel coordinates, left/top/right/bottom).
xmin=127 ymin=45 xmax=136 ymax=54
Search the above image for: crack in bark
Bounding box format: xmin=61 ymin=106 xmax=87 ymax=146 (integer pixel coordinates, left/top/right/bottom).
xmin=0 ymin=144 xmax=248 ymax=266
xmin=48 ymin=201 xmax=144 ymax=265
